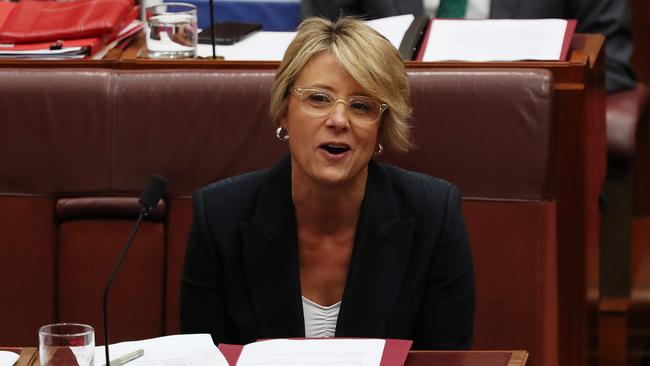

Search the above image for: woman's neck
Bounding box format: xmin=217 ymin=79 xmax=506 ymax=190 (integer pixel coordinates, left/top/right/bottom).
xmin=291 ymin=168 xmax=367 ymax=235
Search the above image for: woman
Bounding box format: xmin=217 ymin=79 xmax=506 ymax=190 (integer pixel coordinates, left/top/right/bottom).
xmin=180 ymin=16 xmax=474 ymax=349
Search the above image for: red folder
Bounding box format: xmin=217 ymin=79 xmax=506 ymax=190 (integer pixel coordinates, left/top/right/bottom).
xmin=560 ymin=20 xmax=577 ymax=60
xmin=0 ymin=0 xmax=133 ymax=44
xmin=0 ymin=2 xmax=16 ymax=30
xmin=0 ymin=8 xmax=140 ymax=58
xmin=218 ymin=338 xmax=413 ymax=366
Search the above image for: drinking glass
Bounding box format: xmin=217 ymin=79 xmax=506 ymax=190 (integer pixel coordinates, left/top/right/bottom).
xmin=145 ymin=2 xmax=198 ymax=59
xmin=39 ymin=323 xmax=95 ymax=366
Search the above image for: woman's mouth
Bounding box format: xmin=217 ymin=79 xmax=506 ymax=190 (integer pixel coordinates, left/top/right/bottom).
xmin=319 ymin=143 xmax=351 ymax=155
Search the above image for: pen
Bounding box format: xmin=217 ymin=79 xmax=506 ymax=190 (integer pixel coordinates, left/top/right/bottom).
xmin=102 ymin=348 xmax=144 ymax=366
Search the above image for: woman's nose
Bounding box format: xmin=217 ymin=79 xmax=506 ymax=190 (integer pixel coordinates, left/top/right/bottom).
xmin=326 ymin=100 xmax=350 ymax=129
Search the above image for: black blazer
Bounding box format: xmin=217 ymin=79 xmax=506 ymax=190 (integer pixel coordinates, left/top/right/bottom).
xmin=180 ymin=156 xmax=475 ymax=349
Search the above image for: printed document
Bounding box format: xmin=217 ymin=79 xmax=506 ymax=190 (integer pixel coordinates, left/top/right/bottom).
xmin=0 ymin=351 xmax=19 ymax=366
xmin=197 ymin=31 xmax=296 ymax=60
xmin=236 ymin=338 xmax=385 ymax=366
xmin=95 ymin=333 xmax=228 ymax=366
xmin=197 ymin=15 xmax=415 ymax=61
xmin=365 ymin=14 xmax=415 ymax=50
xmin=422 ymin=19 xmax=568 ymax=61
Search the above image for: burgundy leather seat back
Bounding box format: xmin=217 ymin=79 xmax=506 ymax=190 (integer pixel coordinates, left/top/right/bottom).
xmin=0 ymin=70 xmax=114 ymax=347
xmin=111 ymin=71 xmax=287 ymax=195
xmin=0 ymin=68 xmax=556 ymax=366
xmin=392 ymin=70 xmax=553 ymax=200
xmin=386 ymin=70 xmax=557 ymax=366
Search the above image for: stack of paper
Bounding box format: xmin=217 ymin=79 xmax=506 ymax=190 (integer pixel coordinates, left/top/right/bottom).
xmin=418 ymin=18 xmax=574 ymax=61
xmin=220 ymin=338 xmax=413 ymax=366
xmin=237 ymin=339 xmax=386 ymax=366
xmin=95 ymin=334 xmax=229 ymax=366
xmin=0 ymin=20 xmax=142 ymax=60
xmin=92 ymin=335 xmax=413 ymax=366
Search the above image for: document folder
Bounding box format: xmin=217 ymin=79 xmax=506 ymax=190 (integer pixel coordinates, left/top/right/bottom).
xmin=415 ymin=18 xmax=577 ymax=62
xmin=218 ymin=338 xmax=412 ymax=366
xmin=0 ymin=0 xmax=133 ymax=44
xmin=0 ymin=8 xmax=140 ymax=59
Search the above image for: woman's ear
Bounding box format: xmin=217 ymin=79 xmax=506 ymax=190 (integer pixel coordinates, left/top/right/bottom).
xmin=279 ymin=110 xmax=289 ymax=130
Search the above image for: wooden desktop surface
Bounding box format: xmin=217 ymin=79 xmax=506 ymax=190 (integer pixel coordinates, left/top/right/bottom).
xmin=4 ymin=347 xmax=528 ymax=366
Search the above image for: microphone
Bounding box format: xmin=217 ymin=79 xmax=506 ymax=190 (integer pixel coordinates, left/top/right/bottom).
xmin=138 ymin=175 xmax=168 ymax=213
xmin=102 ymin=175 xmax=168 ymax=365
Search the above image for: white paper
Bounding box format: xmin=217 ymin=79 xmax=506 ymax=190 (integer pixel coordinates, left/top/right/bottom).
xmin=0 ymin=351 xmax=19 ymax=366
xmin=198 ymin=31 xmax=296 ymax=60
xmin=197 ymin=14 xmax=416 ymax=61
xmin=365 ymin=14 xmax=415 ymax=51
xmin=0 ymin=46 xmax=85 ymax=55
xmin=236 ymin=338 xmax=385 ymax=366
xmin=422 ymin=19 xmax=568 ymax=62
xmin=95 ymin=334 xmax=228 ymax=366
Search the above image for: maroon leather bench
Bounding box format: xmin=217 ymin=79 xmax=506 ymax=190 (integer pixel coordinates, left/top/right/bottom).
xmin=0 ymin=68 xmax=556 ymax=366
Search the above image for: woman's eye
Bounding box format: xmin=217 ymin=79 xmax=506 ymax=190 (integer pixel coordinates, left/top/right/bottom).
xmin=307 ymin=93 xmax=332 ymax=104
xmin=349 ymin=100 xmax=372 ymax=113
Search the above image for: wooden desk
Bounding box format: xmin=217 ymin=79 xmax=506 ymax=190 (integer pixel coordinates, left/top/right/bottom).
xmin=4 ymin=347 xmax=528 ymax=366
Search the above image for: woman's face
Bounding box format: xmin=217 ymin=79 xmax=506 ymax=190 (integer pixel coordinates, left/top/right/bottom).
xmin=280 ymin=51 xmax=382 ymax=188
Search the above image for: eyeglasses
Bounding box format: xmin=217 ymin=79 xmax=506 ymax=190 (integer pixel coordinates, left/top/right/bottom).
xmin=291 ymin=87 xmax=388 ymax=125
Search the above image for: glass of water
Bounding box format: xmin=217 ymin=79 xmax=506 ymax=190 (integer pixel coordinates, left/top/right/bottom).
xmin=39 ymin=323 xmax=95 ymax=366
xmin=145 ymin=2 xmax=198 ymax=59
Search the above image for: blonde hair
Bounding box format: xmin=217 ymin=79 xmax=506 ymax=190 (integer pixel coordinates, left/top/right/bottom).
xmin=269 ymin=17 xmax=413 ymax=152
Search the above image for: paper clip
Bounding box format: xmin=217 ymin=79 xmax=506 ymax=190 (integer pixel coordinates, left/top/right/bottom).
xmin=49 ymin=40 xmax=64 ymax=50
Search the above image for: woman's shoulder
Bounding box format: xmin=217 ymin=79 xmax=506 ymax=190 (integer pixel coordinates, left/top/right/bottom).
xmin=194 ymin=168 xmax=270 ymax=208
xmin=378 ymin=162 xmax=460 ymax=199
xmin=373 ymin=161 xmax=463 ymax=221
xmin=374 ymin=162 xmax=465 ymax=234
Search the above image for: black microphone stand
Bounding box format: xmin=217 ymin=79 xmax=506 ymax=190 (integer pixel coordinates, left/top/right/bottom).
xmin=102 ymin=175 xmax=167 ymax=365
xmin=209 ymin=0 xmax=216 ymax=59
xmin=102 ymin=210 xmax=146 ymax=366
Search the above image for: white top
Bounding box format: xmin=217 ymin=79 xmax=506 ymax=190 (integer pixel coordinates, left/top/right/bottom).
xmin=424 ymin=0 xmax=491 ymax=19
xmin=302 ymin=297 xmax=341 ymax=338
